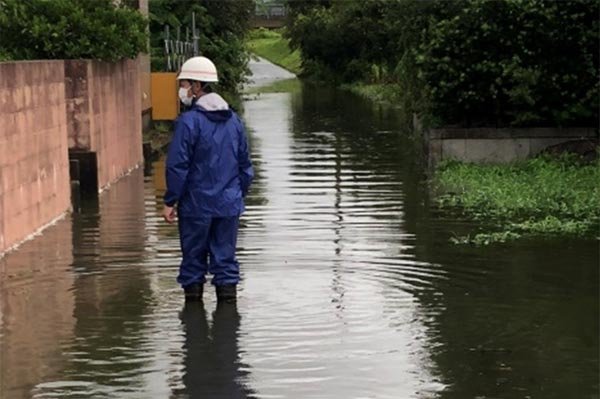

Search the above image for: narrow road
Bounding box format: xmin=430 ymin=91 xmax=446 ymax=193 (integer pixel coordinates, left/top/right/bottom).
xmin=246 ymin=55 xmax=296 ymax=87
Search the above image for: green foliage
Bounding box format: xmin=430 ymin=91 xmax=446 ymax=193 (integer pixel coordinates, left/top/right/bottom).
xmin=247 ymin=29 xmax=302 ymax=75
xmin=343 ymin=84 xmax=403 ymax=105
xmin=286 ymin=0 xmax=600 ymax=127
xmin=0 ymin=0 xmax=147 ymax=61
xmin=434 ymin=155 xmax=600 ymax=244
xmin=149 ymin=0 xmax=253 ymax=93
xmin=248 ymin=27 xmax=281 ymax=40
xmin=419 ymin=0 xmax=600 ymax=127
xmin=450 ymin=231 xmax=522 ymax=246
xmin=287 ymin=1 xmax=373 ymax=82
xmin=511 ymin=216 xmax=591 ymax=236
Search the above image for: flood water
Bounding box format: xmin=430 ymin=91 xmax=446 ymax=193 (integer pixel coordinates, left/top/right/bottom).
xmin=0 ymin=82 xmax=598 ymax=399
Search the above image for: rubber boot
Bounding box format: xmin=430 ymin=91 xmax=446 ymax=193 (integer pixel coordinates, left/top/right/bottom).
xmin=184 ymin=283 xmax=203 ymax=302
xmin=215 ymin=284 xmax=237 ymax=303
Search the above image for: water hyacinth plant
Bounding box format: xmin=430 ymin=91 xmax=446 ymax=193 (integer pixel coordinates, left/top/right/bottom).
xmin=434 ymin=154 xmax=600 ymax=244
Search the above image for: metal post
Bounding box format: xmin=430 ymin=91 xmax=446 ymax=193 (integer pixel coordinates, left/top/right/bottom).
xmin=164 ymin=25 xmax=172 ymax=71
xmin=176 ymin=26 xmax=182 ymax=69
xmin=192 ymin=12 xmax=199 ymax=56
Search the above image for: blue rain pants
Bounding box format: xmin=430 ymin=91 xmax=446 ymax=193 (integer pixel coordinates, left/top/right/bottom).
xmin=177 ymin=215 xmax=240 ymax=287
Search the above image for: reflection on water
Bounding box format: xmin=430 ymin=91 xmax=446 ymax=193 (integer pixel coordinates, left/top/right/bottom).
xmin=0 ymin=83 xmax=597 ymax=399
xmin=237 ymin=90 xmax=443 ymax=398
xmin=175 ymin=303 xmax=255 ymax=398
xmin=0 ymin=218 xmax=75 ymax=399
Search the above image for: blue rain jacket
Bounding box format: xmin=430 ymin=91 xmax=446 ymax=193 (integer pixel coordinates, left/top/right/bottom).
xmin=164 ymin=94 xmax=253 ymax=217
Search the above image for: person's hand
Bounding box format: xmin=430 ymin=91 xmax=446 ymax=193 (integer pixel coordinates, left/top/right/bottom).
xmin=163 ymin=205 xmax=176 ymax=224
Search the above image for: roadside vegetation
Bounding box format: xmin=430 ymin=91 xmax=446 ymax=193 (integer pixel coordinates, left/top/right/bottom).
xmin=246 ymin=28 xmax=302 ymax=75
xmin=280 ymin=1 xmax=599 ymax=245
xmin=434 ymin=155 xmax=600 ymax=245
xmin=286 ymin=0 xmax=599 ymax=129
xmin=0 ymin=0 xmax=147 ymax=61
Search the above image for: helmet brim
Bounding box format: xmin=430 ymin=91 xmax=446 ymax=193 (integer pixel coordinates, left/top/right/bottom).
xmin=177 ymin=73 xmax=219 ymax=83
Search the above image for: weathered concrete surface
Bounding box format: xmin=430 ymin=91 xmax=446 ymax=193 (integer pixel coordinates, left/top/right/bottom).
xmin=426 ymin=127 xmax=598 ymax=166
xmin=138 ymin=0 xmax=152 ymax=121
xmin=0 ymin=61 xmax=71 ymax=254
xmin=1 ymin=58 xmax=143 ymax=255
xmin=139 ymin=53 xmax=152 ymax=132
xmin=90 ymin=60 xmax=143 ymax=190
xmin=66 ymin=59 xmax=143 ymax=191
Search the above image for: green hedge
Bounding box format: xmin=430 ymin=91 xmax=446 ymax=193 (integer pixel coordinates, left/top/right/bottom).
xmin=0 ymin=0 xmax=147 ymax=61
xmin=286 ymin=0 xmax=600 ymax=128
xmin=420 ymin=0 xmax=599 ymax=127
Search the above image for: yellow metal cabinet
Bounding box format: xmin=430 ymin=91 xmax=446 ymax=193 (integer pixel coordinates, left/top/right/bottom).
xmin=151 ymin=72 xmax=178 ymax=120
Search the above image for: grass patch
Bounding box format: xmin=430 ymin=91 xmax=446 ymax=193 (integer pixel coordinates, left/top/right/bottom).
xmin=247 ymin=28 xmax=302 ymax=75
xmin=434 ymin=155 xmax=600 ymax=244
xmin=342 ymin=83 xmax=403 ymax=105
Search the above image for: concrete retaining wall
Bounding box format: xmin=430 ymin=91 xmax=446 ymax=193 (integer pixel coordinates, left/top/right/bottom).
xmin=1 ymin=58 xmax=143 ymax=254
xmin=66 ymin=59 xmax=143 ymax=191
xmin=426 ymin=127 xmax=598 ymax=167
xmin=0 ymin=61 xmax=71 ymax=254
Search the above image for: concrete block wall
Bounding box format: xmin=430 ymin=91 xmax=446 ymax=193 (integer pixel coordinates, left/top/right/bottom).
xmin=66 ymin=59 xmax=143 ymax=191
xmin=1 ymin=58 xmax=143 ymax=255
xmin=0 ymin=61 xmax=71 ymax=253
xmin=89 ymin=60 xmax=143 ymax=190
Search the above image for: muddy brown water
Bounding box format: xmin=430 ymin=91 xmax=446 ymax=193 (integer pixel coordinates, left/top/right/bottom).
xmin=0 ymin=83 xmax=598 ymax=399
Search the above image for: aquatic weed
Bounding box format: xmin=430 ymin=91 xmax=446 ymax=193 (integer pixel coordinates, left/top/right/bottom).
xmin=434 ymin=155 xmax=600 ymax=244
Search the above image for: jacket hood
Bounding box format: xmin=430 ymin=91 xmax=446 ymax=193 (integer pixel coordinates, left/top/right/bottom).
xmin=195 ymin=93 xmax=232 ymax=122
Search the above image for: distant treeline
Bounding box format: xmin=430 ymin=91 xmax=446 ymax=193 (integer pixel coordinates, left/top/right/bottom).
xmin=286 ymin=0 xmax=599 ymax=128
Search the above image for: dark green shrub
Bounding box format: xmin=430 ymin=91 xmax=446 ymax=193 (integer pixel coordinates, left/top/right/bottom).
xmin=286 ymin=0 xmax=600 ymax=128
xmin=0 ymin=0 xmax=147 ymax=61
xmin=419 ymin=0 xmax=600 ymax=127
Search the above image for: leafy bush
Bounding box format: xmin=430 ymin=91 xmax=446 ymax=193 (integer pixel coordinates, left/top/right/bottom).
xmin=287 ymin=2 xmax=385 ymax=83
xmin=0 ymin=0 xmax=147 ymax=61
xmin=248 ymin=27 xmax=281 ymax=41
xmin=286 ymin=0 xmax=600 ymax=127
xmin=435 ymin=155 xmax=600 ymax=243
xmin=419 ymin=0 xmax=600 ymax=127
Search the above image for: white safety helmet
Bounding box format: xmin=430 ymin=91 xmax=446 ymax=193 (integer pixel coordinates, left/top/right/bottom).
xmin=177 ymin=56 xmax=219 ymax=82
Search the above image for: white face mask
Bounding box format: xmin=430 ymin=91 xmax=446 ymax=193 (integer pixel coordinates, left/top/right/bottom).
xmin=178 ymin=87 xmax=193 ymax=106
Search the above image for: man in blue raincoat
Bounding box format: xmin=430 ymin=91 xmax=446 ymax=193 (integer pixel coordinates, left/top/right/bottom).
xmin=163 ymin=56 xmax=254 ymax=303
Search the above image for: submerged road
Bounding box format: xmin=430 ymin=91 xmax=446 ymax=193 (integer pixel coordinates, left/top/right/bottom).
xmin=0 ymin=58 xmax=597 ymax=399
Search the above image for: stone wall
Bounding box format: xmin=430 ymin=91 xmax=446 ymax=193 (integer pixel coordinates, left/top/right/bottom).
xmin=0 ymin=61 xmax=71 ymax=254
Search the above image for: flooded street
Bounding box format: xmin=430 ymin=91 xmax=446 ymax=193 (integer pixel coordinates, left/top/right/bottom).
xmin=1 ymin=82 xmax=598 ymax=399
